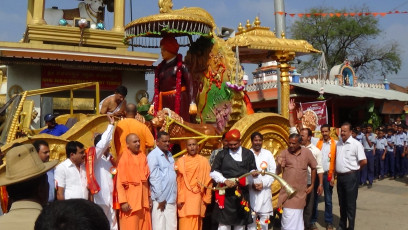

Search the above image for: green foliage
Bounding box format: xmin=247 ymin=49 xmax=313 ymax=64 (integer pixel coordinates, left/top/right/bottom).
xmin=290 ymin=7 xmax=402 ymax=79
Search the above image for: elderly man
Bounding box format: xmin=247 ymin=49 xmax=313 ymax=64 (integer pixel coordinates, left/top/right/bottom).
xmin=248 ymin=132 xmax=276 ymax=230
xmin=117 ymin=133 xmax=151 ymax=230
xmin=176 ymin=138 xmax=212 ymax=230
xmin=336 ymin=122 xmax=367 ymax=230
xmin=147 ymin=131 xmax=177 ymax=230
xmin=40 ymin=114 xmax=68 ymax=136
xmin=276 ymin=133 xmax=317 ymax=230
xmin=0 ymin=144 xmax=58 ymax=229
xmin=210 ymin=129 xmax=258 ymax=230
xmin=99 ymin=85 xmax=127 ymax=116
xmin=151 ymin=35 xmax=196 ymax=121
xmin=55 ymin=141 xmax=88 ymax=200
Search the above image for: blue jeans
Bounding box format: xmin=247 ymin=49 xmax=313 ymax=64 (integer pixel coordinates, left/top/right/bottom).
xmin=311 ymin=173 xmax=333 ymax=224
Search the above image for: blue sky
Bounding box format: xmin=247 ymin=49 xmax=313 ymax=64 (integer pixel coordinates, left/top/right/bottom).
xmin=0 ymin=0 xmax=407 ymax=86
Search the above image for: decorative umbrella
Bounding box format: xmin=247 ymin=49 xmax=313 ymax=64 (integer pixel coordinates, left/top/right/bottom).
xmin=226 ymin=17 xmax=320 ymax=63
xmin=124 ymin=0 xmax=216 ymax=48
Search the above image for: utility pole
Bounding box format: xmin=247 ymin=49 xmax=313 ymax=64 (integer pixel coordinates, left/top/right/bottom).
xmin=274 ymin=0 xmax=286 ymax=114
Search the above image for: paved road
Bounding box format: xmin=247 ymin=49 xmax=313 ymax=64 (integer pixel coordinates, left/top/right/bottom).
xmin=272 ymin=176 xmax=408 ymax=229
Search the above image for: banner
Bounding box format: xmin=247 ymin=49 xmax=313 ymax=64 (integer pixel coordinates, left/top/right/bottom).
xmin=275 ymin=10 xmax=407 ymax=18
xmin=41 ymin=66 xmax=122 ymax=91
xmin=300 ymin=100 xmax=328 ymax=132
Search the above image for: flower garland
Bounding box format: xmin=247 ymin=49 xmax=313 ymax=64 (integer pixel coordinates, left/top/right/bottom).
xmin=153 ymin=54 xmax=183 ymax=115
xmin=204 ymin=63 xmax=226 ymax=89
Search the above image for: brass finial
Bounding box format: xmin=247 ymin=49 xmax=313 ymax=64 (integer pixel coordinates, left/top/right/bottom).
xmin=158 ymin=0 xmax=173 ymax=13
xmin=246 ymin=19 xmax=251 ymax=29
xmin=238 ymin=23 xmax=244 ymax=32
xmin=281 ymin=32 xmax=286 ymax=39
xmin=254 ymin=16 xmax=261 ymax=27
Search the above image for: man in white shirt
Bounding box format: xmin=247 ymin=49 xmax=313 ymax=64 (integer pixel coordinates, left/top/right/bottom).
xmin=92 ymin=115 xmax=117 ymax=230
xmin=335 ymin=122 xmax=367 ymax=230
xmin=55 ymin=141 xmax=88 ymax=200
xmin=248 ymin=132 xmax=276 ymax=230
xmin=300 ymin=128 xmax=323 ymax=230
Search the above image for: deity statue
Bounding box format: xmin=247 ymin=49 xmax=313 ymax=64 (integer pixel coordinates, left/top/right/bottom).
xmin=151 ymin=36 xmax=197 ymax=122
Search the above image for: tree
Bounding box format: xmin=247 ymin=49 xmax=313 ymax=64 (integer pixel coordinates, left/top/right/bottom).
xmin=290 ymin=7 xmax=401 ymax=80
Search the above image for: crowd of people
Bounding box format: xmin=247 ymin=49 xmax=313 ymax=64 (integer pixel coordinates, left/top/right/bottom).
xmin=0 ymin=104 xmax=365 ymax=230
xmin=0 ymin=84 xmax=405 ymax=230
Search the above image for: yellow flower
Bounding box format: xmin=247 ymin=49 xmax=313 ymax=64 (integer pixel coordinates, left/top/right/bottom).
xmin=235 ymin=190 xmax=241 ymax=197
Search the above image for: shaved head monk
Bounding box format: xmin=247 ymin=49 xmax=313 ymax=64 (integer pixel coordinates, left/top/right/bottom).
xmin=114 ymin=103 xmax=154 ymax=157
xmin=176 ymin=139 xmax=212 ymax=230
xmin=117 ymin=133 xmax=152 ymax=230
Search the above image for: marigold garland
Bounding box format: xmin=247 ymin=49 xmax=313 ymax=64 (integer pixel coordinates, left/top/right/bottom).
xmin=153 ymin=54 xmax=184 ymax=115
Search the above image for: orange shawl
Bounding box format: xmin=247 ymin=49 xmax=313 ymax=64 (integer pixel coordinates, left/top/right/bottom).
xmin=316 ymin=137 xmax=336 ymax=181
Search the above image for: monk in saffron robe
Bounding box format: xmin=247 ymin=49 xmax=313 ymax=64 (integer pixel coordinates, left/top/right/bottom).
xmin=114 ymin=104 xmax=154 ymax=157
xmin=117 ymin=133 xmax=152 ymax=230
xmin=176 ymin=139 xmax=212 ymax=230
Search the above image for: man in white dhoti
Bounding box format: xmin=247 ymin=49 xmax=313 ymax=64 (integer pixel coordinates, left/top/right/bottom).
xmin=248 ymin=132 xmax=276 ymax=230
xmin=99 ymin=86 xmax=127 ymax=116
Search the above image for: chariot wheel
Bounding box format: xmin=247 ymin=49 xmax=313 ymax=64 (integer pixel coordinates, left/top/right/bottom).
xmin=231 ymin=112 xmax=289 ymax=209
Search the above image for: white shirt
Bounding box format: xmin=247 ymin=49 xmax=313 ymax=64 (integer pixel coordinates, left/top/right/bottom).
xmin=305 ymin=143 xmax=324 ymax=185
xmin=248 ymin=148 xmax=276 ymax=213
xmin=94 ymin=124 xmax=114 ymax=207
xmin=210 ymin=147 xmax=243 ymax=183
xmin=336 ymin=136 xmax=366 ymax=173
xmin=55 ymin=159 xmax=88 ymax=200
xmin=319 ymin=139 xmax=338 ymax=172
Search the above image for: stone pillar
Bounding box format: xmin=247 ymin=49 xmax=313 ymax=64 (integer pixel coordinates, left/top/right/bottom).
xmin=112 ymin=0 xmax=125 ymax=32
xmin=31 ymin=0 xmax=46 ymax=25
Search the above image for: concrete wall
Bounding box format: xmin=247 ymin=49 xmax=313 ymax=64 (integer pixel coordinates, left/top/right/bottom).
xmin=122 ymin=70 xmax=148 ymax=105
xmin=7 ymin=64 xmax=42 ymax=129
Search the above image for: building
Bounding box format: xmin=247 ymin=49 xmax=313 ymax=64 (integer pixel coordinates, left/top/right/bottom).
xmin=0 ymin=0 xmax=158 ymax=129
xmin=246 ymin=60 xmax=408 ymax=127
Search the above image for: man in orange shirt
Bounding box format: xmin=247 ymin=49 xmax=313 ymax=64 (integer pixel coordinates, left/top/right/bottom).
xmin=114 ymin=103 xmax=154 ymax=156
xmin=117 ymin=133 xmax=152 ymax=230
xmin=176 ymin=139 xmax=212 ymax=230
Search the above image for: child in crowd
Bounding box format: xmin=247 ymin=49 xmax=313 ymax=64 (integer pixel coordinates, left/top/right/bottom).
xmin=385 ymin=129 xmax=395 ymax=178
xmin=375 ymin=128 xmax=387 ymax=180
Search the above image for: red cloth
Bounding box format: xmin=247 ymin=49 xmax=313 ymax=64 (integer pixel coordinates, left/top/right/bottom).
xmin=85 ymin=147 xmax=101 ymax=195
xmin=160 ymin=36 xmax=179 ymax=54
xmin=225 ymin=129 xmax=240 ymax=141
xmin=215 ymin=184 xmax=225 ymax=209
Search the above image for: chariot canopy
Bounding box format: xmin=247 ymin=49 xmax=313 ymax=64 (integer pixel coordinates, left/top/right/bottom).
xmin=226 ymin=17 xmax=320 ymax=63
xmin=124 ymin=0 xmax=216 ymax=48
